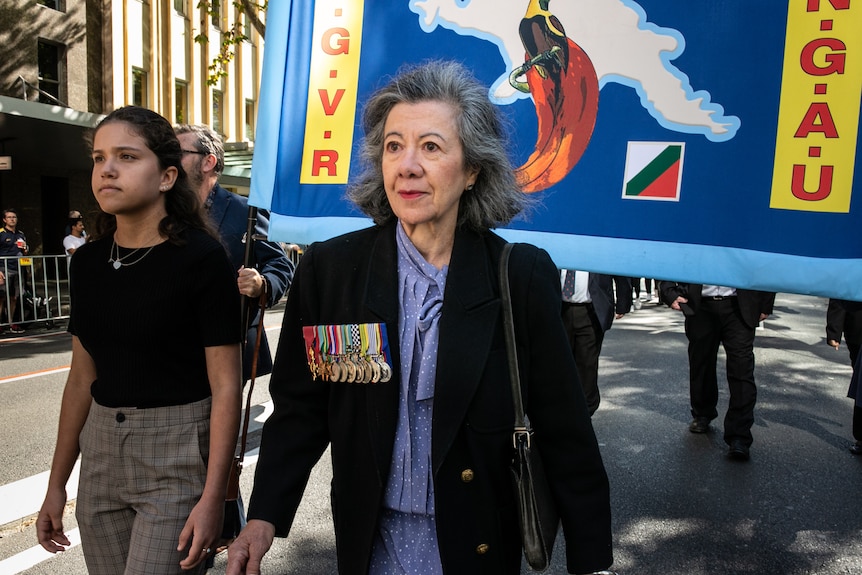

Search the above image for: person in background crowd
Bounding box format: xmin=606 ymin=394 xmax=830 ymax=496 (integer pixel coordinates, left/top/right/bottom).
xmin=36 ymin=106 xmax=242 ymax=574
xmin=0 ymin=208 xmax=28 ymax=333
xmin=560 ymin=269 xmax=632 ymax=415
xmin=659 ymin=281 xmax=775 ymax=461
xmin=175 ymin=123 xmax=294 ymax=384
xmin=226 ymin=60 xmax=614 ymax=575
xmin=630 ymin=277 xmax=655 ymax=309
xmin=826 ymin=298 xmax=862 ymax=454
xmin=827 ymin=298 xmax=862 ymax=372
xmin=63 ymin=215 xmax=87 ymax=267
xmin=65 ymin=210 xmax=87 ymax=237
xmin=175 ymin=123 xmax=294 ymax=565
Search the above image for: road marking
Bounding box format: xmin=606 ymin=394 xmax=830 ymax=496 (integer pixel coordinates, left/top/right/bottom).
xmin=0 ymin=326 xmax=278 ymax=386
xmin=0 ymin=367 xmax=70 ymax=385
xmin=0 ymin=462 xmax=81 ymax=526
xmin=0 ymin=450 xmax=261 ymax=575
xmin=0 ymin=529 xmax=81 ymax=575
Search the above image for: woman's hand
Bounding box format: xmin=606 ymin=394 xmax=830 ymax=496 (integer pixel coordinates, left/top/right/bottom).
xmin=177 ymin=494 xmax=223 ymax=570
xmin=36 ymin=486 xmax=70 ymax=552
xmin=226 ymin=519 xmax=276 ymax=575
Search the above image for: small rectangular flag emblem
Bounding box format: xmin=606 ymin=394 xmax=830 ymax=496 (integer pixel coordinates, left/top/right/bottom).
xmin=623 ymin=142 xmax=685 ymax=201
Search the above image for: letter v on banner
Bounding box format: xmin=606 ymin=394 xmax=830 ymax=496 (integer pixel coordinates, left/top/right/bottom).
xmin=770 ymin=1 xmax=861 ymax=213
xmin=300 ymin=2 xmax=365 ymax=184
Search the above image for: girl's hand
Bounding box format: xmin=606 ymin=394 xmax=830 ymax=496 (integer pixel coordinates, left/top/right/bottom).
xmin=36 ymin=487 xmax=71 ymax=553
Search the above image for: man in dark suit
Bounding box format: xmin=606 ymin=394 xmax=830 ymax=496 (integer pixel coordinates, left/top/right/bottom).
xmin=176 ymin=124 xmax=294 ymax=382
xmin=560 ymin=270 xmax=632 ymax=415
xmin=826 ymin=298 xmax=862 ymax=369
xmin=826 ymin=298 xmax=862 ymax=454
xmin=659 ymin=282 xmax=775 ymax=461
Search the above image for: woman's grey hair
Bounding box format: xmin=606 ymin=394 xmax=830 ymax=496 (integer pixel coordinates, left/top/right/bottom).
xmin=347 ymin=60 xmax=531 ymax=231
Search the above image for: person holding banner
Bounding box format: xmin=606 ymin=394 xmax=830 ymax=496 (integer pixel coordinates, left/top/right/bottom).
xmin=659 ymin=282 xmax=775 ymax=461
xmin=175 ymin=124 xmax=294 ymax=383
xmin=227 ymin=61 xmax=613 ymax=575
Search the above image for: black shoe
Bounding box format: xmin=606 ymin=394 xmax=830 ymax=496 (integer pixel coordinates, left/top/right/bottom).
xmin=850 ymin=442 xmax=862 ymax=455
xmin=689 ymin=417 xmax=711 ymax=433
xmin=728 ymin=440 xmax=750 ymax=461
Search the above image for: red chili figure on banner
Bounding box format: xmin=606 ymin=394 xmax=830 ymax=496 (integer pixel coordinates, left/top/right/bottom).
xmin=511 ymin=0 xmax=599 ymax=193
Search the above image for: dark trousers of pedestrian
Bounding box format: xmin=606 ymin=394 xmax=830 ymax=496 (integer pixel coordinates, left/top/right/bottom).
xmin=851 ymin=347 xmax=862 ymax=442
xmin=562 ymin=302 xmax=604 ymax=415
xmin=685 ymin=298 xmax=757 ymax=447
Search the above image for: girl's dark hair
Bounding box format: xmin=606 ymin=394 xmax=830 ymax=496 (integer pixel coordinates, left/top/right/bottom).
xmin=88 ymin=106 xmax=213 ymax=243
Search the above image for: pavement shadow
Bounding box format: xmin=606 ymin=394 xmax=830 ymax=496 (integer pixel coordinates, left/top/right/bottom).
xmin=590 ymin=295 xmax=862 ymax=574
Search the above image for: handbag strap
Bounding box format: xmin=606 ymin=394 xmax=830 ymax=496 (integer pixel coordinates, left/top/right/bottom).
xmin=237 ymin=289 xmax=267 ymax=463
xmin=498 ymin=243 xmax=529 ymax=441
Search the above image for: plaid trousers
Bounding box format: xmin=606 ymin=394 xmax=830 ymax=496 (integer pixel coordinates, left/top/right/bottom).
xmin=76 ymin=398 xmax=211 ymax=575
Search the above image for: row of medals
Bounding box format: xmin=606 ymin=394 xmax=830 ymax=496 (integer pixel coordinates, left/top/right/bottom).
xmin=311 ymin=351 xmax=393 ymax=383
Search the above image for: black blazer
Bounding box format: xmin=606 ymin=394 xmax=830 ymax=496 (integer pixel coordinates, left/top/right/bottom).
xmin=589 ymin=274 xmax=633 ymax=332
xmin=826 ymin=298 xmax=862 ymax=346
xmin=207 ymin=184 xmax=294 ymax=380
xmin=658 ymin=282 xmax=775 ymax=329
xmin=248 ymin=222 xmax=613 ymax=575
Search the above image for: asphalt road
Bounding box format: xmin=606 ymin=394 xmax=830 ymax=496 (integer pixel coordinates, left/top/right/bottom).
xmin=1 ymin=292 xmax=860 ymax=574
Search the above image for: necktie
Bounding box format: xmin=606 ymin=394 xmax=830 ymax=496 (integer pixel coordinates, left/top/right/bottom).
xmin=562 ymin=270 xmax=576 ymax=299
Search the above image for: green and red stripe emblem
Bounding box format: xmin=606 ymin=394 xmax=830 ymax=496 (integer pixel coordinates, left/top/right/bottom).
xmin=623 ymin=142 xmax=684 ymax=200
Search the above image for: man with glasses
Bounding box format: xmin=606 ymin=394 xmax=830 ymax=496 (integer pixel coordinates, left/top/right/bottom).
xmin=174 ymin=124 xmax=294 ymax=384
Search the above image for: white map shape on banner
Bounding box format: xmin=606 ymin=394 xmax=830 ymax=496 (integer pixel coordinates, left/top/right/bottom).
xmin=410 ymin=0 xmax=740 ymax=141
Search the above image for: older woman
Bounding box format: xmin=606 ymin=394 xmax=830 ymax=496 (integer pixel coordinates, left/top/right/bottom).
xmin=227 ymin=61 xmax=613 ymax=575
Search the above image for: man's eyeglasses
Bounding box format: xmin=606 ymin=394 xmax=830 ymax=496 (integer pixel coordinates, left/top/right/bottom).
xmin=181 ymin=149 xmax=207 ymax=155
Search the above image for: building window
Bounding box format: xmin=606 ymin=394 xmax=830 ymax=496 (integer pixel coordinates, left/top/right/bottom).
xmin=132 ymin=68 xmax=148 ymax=107
xmin=37 ymin=40 xmax=63 ymax=104
xmin=212 ymin=89 xmax=224 ymax=135
xmin=175 ymin=81 xmax=189 ymax=124
xmin=37 ymin=0 xmax=64 ymax=10
xmin=173 ymin=0 xmax=185 ymax=15
xmin=245 ymin=99 xmax=255 ymax=140
xmin=210 ymin=0 xmax=224 ymax=28
xmin=242 ymin=11 xmax=251 ymax=38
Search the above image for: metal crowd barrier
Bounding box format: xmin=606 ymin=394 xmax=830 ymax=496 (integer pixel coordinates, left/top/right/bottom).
xmin=0 ymin=245 xmax=303 ymax=333
xmin=1 ymin=255 xmax=69 ymax=331
xmin=282 ymin=243 xmax=304 ymax=269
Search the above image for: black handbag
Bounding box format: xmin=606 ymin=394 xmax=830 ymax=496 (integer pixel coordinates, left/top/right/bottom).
xmin=499 ymin=243 xmax=560 ymax=572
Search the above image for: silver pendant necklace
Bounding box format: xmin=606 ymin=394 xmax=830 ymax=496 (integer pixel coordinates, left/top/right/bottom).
xmin=108 ymin=240 xmax=157 ymax=270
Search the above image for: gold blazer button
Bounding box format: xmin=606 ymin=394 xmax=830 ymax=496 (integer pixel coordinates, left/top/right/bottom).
xmin=460 ymin=469 xmax=475 ymax=482
xmin=475 ymin=543 xmax=490 ymax=555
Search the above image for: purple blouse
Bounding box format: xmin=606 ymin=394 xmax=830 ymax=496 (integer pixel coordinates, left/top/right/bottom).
xmin=369 ymin=222 xmax=447 ymax=574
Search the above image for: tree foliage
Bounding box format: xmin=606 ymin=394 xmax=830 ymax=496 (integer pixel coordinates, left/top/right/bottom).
xmin=194 ymin=1 xmax=267 ymax=86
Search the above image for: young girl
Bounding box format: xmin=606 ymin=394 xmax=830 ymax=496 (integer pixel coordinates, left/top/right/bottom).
xmin=37 ymin=106 xmax=242 ymax=574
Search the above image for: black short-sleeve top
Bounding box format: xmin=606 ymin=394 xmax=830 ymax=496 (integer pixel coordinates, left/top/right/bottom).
xmin=69 ymin=228 xmax=241 ymax=408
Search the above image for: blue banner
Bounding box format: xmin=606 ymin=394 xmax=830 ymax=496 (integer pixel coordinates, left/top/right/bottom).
xmin=251 ymin=0 xmax=862 ymax=299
